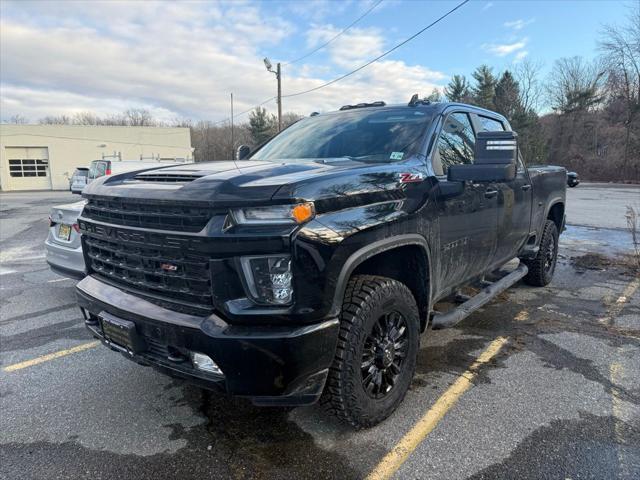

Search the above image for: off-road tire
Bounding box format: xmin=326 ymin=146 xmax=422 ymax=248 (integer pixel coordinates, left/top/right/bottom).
xmin=321 ymin=275 xmax=420 ymax=429
xmin=523 ymin=220 xmax=559 ymax=287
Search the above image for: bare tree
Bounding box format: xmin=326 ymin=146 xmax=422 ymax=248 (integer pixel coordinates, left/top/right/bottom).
xmin=72 ymin=111 xmax=102 ymax=125
xmin=599 ymin=4 xmax=640 ymax=173
xmin=514 ymin=59 xmax=544 ymax=112
xmin=8 ymin=114 xmax=29 ymax=124
xmin=124 ymin=108 xmax=155 ymax=126
xmin=39 ymin=114 xmax=72 ymax=125
xmin=281 ymin=112 xmax=304 ymax=128
xmin=547 ymin=56 xmax=606 ymax=113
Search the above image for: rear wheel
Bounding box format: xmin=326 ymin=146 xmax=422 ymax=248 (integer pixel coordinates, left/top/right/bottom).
xmin=522 ymin=220 xmax=559 ymax=286
xmin=321 ymin=275 xmax=419 ymax=428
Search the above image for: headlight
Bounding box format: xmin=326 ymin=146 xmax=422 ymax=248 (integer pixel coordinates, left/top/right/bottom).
xmin=240 ymin=255 xmax=293 ymax=305
xmin=231 ymin=202 xmax=315 ymax=225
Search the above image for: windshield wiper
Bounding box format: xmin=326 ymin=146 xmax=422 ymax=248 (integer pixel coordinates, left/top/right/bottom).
xmin=314 ymin=157 xmax=368 ymax=164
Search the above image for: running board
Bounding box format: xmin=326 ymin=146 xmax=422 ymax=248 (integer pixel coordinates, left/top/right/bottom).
xmin=431 ymin=264 xmax=528 ymax=329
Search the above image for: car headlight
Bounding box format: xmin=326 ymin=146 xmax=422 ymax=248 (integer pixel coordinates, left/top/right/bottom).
xmin=240 ymin=255 xmax=293 ymax=305
xmin=231 ymin=202 xmax=315 ymax=225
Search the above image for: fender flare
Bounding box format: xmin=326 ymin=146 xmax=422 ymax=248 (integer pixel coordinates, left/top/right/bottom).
xmin=330 ymin=233 xmax=434 ymax=314
xmin=544 ymin=198 xmax=565 ymax=230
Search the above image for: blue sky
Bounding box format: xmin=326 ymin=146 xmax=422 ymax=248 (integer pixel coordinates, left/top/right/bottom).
xmin=270 ymin=0 xmax=629 ymax=77
xmin=0 ymin=0 xmax=632 ymax=123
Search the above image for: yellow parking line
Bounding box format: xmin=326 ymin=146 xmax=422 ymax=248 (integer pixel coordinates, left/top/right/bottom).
xmin=367 ymin=336 xmax=508 ymax=480
xmin=599 ymin=277 xmax=640 ymax=325
xmin=2 ymin=341 xmax=99 ymax=372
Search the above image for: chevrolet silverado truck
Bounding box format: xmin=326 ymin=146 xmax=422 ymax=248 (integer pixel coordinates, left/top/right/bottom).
xmin=76 ymin=99 xmax=566 ymax=428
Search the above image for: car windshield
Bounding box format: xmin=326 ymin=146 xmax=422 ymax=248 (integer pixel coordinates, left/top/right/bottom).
xmin=88 ymin=161 xmax=107 ymax=179
xmin=252 ymin=108 xmax=433 ymax=163
xmin=74 ymin=169 xmax=88 ymax=177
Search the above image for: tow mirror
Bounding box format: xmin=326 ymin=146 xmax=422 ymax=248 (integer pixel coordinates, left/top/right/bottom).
xmin=236 ymin=145 xmax=251 ymax=160
xmin=447 ymin=131 xmax=517 ymax=182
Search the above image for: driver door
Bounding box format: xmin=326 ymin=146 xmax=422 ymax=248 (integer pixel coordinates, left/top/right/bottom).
xmin=432 ymin=111 xmax=499 ymax=294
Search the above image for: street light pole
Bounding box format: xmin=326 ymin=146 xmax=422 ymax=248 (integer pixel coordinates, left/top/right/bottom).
xmin=276 ymin=63 xmax=282 ymax=132
xmin=230 ymin=92 xmax=234 ymax=159
xmin=264 ymin=58 xmax=282 ymax=132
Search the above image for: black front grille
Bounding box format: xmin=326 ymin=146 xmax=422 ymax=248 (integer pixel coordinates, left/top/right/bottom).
xmin=84 ymin=234 xmax=213 ymax=315
xmin=83 ymin=197 xmax=217 ymax=232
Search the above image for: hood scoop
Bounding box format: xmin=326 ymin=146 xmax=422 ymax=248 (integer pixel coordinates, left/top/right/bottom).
xmin=133 ymin=172 xmax=204 ymax=183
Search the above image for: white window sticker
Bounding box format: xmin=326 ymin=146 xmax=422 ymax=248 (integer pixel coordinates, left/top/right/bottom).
xmin=390 ymin=152 xmax=404 ymax=160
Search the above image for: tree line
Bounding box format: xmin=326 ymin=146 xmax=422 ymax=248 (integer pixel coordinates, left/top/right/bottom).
xmin=5 ymin=7 xmax=637 ymax=181
xmin=438 ymin=6 xmax=638 ymax=182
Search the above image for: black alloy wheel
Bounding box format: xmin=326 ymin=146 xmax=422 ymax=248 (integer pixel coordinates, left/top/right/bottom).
xmin=361 ymin=311 xmax=409 ymax=399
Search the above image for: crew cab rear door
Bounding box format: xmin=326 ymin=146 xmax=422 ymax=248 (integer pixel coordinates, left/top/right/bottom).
xmin=431 ymin=111 xmax=499 ymax=293
xmin=472 ymin=114 xmax=533 ymax=265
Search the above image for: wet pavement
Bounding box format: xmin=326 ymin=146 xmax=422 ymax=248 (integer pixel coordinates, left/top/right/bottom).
xmin=1 ymin=186 xmax=639 ymax=479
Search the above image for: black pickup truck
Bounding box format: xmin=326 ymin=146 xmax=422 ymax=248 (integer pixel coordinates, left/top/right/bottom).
xmin=76 ymin=99 xmax=566 ymax=428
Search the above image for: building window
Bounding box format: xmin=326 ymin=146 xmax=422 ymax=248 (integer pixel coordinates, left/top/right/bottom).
xmin=8 ymin=159 xmax=49 ymax=177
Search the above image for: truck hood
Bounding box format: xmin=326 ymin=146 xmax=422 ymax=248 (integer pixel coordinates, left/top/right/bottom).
xmin=82 ymin=159 xmax=385 ymax=206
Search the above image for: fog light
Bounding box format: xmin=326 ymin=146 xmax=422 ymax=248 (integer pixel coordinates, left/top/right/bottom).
xmin=240 ymin=255 xmax=293 ymax=305
xmin=191 ymin=352 xmax=223 ymax=375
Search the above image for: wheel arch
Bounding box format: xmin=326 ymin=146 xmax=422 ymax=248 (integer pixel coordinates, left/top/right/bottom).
xmin=331 ymin=234 xmax=433 ymax=331
xmin=546 ymin=200 xmax=565 ymax=232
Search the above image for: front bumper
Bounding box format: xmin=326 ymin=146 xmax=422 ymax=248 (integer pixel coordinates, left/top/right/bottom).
xmin=45 ymin=238 xmax=85 ymax=279
xmin=76 ymin=276 xmax=339 ymax=406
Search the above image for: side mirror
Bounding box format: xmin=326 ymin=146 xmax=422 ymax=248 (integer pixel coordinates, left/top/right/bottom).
xmin=447 ymin=131 xmax=517 ymax=182
xmin=236 ymin=145 xmax=251 ymax=160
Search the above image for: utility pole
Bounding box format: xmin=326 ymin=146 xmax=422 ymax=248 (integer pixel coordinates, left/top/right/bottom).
xmin=276 ymin=63 xmax=282 ymax=132
xmin=230 ymin=92 xmax=234 ymax=159
xmin=264 ymin=58 xmax=282 ymax=132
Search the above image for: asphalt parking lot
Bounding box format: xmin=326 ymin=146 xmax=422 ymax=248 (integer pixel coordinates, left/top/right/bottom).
xmin=1 ymin=184 xmax=639 ymax=480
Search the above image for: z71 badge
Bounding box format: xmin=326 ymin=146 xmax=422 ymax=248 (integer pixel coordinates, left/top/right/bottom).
xmin=398 ymin=172 xmax=425 ymax=183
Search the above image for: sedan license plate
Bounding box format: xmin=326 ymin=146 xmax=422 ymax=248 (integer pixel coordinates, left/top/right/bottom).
xmin=100 ymin=313 xmax=145 ymax=354
xmin=58 ymin=223 xmax=71 ymax=241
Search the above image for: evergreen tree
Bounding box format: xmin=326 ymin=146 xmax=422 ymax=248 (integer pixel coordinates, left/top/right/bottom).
xmin=444 ymin=75 xmax=470 ymax=102
xmin=249 ymin=107 xmax=277 ymax=145
xmin=494 ymin=71 xmax=522 ymax=121
xmin=471 ymin=65 xmax=497 ymax=109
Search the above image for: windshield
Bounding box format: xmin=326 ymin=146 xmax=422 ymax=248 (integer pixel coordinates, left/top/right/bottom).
xmin=88 ymin=161 xmax=108 ymax=180
xmin=74 ymin=169 xmax=88 ymax=178
xmin=252 ymin=108 xmax=433 ymax=163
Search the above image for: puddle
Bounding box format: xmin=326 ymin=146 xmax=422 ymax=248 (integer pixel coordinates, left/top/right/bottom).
xmin=562 ymin=225 xmax=634 ymax=256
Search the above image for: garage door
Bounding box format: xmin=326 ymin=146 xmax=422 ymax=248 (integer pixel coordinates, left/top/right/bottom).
xmin=4 ymin=147 xmax=52 ymax=191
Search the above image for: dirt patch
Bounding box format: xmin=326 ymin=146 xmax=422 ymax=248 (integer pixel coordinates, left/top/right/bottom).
xmin=570 ymin=252 xmax=639 ymax=276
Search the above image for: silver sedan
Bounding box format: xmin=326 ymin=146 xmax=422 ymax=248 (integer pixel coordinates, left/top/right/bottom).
xmin=45 ymin=200 xmax=86 ymax=279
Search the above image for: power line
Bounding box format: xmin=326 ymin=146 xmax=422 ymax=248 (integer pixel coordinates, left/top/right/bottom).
xmin=283 ymin=0 xmax=384 ymax=66
xmin=283 ymin=0 xmax=470 ymax=99
xmin=211 ymin=96 xmax=275 ymax=125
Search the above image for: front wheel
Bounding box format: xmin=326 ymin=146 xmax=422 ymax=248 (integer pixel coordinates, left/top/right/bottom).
xmin=522 ymin=220 xmax=559 ymax=286
xmin=321 ymin=275 xmax=420 ymax=428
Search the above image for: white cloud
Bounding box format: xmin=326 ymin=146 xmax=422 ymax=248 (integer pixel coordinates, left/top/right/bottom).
xmin=482 ymin=39 xmax=528 ymax=57
xmin=514 ymin=50 xmax=529 ymax=62
xmin=503 ymin=18 xmax=535 ymax=30
xmin=306 ymin=25 xmax=385 ymax=69
xmin=482 ymin=2 xmax=494 ymax=11
xmin=0 ymin=1 xmax=447 ymax=123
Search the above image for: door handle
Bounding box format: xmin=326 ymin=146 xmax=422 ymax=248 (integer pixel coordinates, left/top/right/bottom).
xmin=521 ymin=184 xmax=532 ymax=191
xmin=484 ymin=189 xmax=498 ymax=199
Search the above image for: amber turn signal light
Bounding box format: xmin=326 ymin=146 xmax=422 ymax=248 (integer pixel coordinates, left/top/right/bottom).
xmin=291 ymin=203 xmax=315 ymax=224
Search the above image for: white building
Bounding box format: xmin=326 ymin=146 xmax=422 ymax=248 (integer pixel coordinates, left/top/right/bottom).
xmin=0 ymin=124 xmax=193 ymax=191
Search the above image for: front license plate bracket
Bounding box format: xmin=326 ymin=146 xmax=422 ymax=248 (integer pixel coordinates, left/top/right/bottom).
xmin=99 ymin=312 xmax=146 ymax=354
